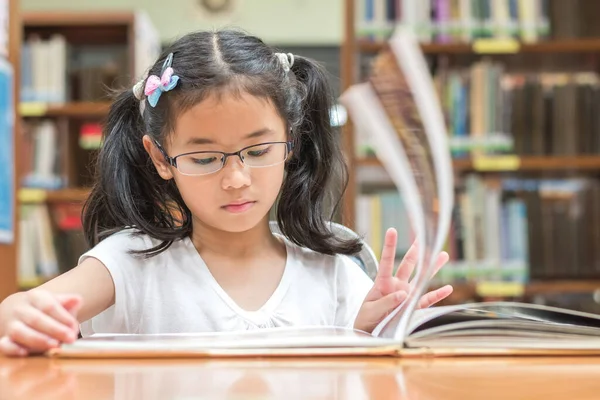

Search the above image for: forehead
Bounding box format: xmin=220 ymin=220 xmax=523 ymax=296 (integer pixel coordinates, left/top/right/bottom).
xmin=171 ymin=91 xmax=287 ymax=150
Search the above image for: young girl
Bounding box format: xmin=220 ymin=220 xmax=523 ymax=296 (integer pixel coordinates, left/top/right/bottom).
xmin=0 ymin=29 xmax=452 ymax=356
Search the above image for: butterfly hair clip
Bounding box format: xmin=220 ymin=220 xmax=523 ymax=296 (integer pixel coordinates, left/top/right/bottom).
xmin=142 ymin=52 xmax=180 ymax=107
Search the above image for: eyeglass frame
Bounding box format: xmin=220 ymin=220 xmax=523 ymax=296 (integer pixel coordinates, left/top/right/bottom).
xmin=152 ymin=139 xmax=295 ymax=176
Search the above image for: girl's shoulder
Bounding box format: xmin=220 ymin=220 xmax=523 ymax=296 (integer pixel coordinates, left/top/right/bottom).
xmin=87 ymin=227 xmax=156 ymax=250
xmin=277 ymin=235 xmax=373 ymax=309
xmin=78 ymin=228 xmax=183 ymax=266
xmin=277 ymin=233 xmax=372 ymax=280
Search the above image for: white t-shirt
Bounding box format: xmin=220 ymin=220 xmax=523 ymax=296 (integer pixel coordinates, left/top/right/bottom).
xmin=79 ymin=229 xmax=374 ymax=336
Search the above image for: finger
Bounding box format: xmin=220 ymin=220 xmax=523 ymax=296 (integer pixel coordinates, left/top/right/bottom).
xmin=15 ymin=307 xmax=77 ymax=344
xmin=0 ymin=336 xmax=28 ymax=357
xmin=6 ymin=321 xmax=60 ymax=353
xmin=409 ymin=251 xmax=451 ymax=291
xmin=376 ymin=228 xmax=398 ymax=280
xmin=59 ymin=296 xmax=82 ymax=340
xmin=430 ymin=251 xmax=450 ymax=279
xmin=29 ymin=291 xmax=80 ymax=331
xmin=417 ymin=285 xmax=454 ymax=309
xmin=395 ymin=241 xmax=418 ymax=281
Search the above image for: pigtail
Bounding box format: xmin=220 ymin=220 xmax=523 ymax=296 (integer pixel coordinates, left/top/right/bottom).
xmin=82 ymin=88 xmax=191 ymax=256
xmin=277 ymin=56 xmax=362 ymax=256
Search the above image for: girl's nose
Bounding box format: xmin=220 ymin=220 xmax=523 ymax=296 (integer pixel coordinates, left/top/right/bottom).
xmin=221 ymin=156 xmax=251 ymax=189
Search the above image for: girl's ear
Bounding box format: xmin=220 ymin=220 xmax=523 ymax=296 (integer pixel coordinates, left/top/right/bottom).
xmin=142 ymin=135 xmax=175 ymax=180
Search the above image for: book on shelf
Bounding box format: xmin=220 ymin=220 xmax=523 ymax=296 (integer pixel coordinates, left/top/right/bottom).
xmin=355 ymin=0 xmax=600 ymax=44
xmin=437 ymin=67 xmax=600 ymax=157
xmin=20 ymin=119 xmax=64 ymax=189
xmin=48 ymin=28 xmax=600 ymax=359
xmin=354 ymin=176 xmax=600 ymax=286
xmin=18 ymin=201 xmax=88 ymax=289
xmin=356 ymin=62 xmax=600 ymax=159
xmin=357 ymin=0 xmax=549 ymax=43
xmin=20 ymin=11 xmax=160 ymax=105
xmin=0 ymin=56 xmax=13 ymax=244
xmin=18 ymin=203 xmax=59 ymax=284
xmin=20 ymin=33 xmax=128 ymax=104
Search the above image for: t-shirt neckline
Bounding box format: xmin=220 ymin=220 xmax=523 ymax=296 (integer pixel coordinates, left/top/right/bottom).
xmin=182 ymin=233 xmax=295 ymax=326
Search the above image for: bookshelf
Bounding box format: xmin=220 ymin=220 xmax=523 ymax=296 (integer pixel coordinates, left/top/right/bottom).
xmin=358 ymin=37 xmax=600 ymax=54
xmin=358 ymin=156 xmax=600 ymax=172
xmin=341 ymin=0 xmax=600 ymax=306
xmin=19 ymin=101 xmax=112 ymax=118
xmin=0 ymin=0 xmax=20 ymax=301
xmin=0 ymin=11 xmax=160 ymax=297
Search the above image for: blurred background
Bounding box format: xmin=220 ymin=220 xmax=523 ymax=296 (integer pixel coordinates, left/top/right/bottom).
xmin=1 ymin=0 xmax=600 ymax=315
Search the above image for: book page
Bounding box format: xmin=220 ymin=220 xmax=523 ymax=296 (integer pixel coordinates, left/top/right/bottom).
xmin=340 ymin=28 xmax=454 ymax=341
xmin=341 ymin=83 xmax=427 ymax=341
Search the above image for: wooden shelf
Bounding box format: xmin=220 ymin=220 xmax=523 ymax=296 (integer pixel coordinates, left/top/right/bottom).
xmin=358 ymin=38 xmax=600 ymax=55
xmin=46 ymin=188 xmax=90 ymax=203
xmin=526 ymin=280 xmax=600 ymax=296
xmin=20 ymin=102 xmax=111 ymax=118
xmin=357 ymin=156 xmax=600 ymax=172
xmin=19 ymin=188 xmax=91 ymax=204
xmin=22 ymin=12 xmax=134 ymax=45
xmin=440 ymin=280 xmax=600 ymax=302
xmin=359 ymin=41 xmax=471 ymax=54
xmin=23 ymin=11 xmax=134 ymax=27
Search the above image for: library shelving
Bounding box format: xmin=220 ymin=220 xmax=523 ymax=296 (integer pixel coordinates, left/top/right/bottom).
xmin=341 ymin=0 xmax=600 ymax=308
xmin=0 ymin=11 xmax=160 ymax=298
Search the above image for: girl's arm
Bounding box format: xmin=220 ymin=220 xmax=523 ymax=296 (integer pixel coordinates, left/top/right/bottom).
xmin=0 ymin=257 xmax=114 ymax=356
xmin=34 ymin=257 xmax=115 ymax=323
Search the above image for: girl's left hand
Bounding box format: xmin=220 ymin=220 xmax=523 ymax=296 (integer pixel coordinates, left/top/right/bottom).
xmin=354 ymin=228 xmax=453 ymax=333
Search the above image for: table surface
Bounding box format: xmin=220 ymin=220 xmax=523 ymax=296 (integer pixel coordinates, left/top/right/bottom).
xmin=1 ymin=355 xmax=600 ymax=399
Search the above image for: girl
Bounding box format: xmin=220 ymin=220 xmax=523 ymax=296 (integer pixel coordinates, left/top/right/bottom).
xmin=0 ymin=29 xmax=452 ymax=357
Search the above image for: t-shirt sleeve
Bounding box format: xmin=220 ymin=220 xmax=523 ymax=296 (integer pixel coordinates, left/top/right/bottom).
xmin=334 ymin=255 xmax=374 ymax=329
xmin=78 ymin=229 xmax=149 ymax=336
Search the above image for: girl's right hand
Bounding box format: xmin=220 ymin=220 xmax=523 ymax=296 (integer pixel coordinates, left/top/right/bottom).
xmin=0 ymin=290 xmax=82 ymax=357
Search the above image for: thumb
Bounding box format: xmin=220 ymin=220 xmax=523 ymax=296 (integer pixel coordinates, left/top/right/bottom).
xmin=371 ymin=290 xmax=408 ymax=321
xmin=357 ymin=290 xmax=408 ymax=333
xmin=56 ymin=294 xmax=83 ymax=316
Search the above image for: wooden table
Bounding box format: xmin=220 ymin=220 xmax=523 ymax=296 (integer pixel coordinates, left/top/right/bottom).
xmin=1 ymin=356 xmax=600 ymax=399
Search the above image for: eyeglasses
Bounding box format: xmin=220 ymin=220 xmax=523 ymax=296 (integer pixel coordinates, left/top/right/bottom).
xmin=153 ymin=140 xmax=294 ymax=176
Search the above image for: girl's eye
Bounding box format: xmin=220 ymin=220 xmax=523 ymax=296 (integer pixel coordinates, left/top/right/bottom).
xmin=246 ymin=146 xmax=270 ymax=157
xmin=191 ymin=156 xmax=219 ymax=165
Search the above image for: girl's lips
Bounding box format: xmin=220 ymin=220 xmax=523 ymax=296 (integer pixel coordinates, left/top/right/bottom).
xmin=222 ymin=201 xmax=255 ymax=213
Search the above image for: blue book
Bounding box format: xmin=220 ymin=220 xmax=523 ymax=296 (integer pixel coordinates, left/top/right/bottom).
xmin=0 ymin=57 xmax=14 ymax=243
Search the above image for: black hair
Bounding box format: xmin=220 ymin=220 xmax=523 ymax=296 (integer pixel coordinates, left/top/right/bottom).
xmin=82 ymin=29 xmax=362 ymax=257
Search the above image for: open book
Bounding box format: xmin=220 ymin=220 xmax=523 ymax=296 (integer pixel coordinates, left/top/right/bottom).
xmin=48 ymin=29 xmax=600 ymax=359
xmin=48 ymin=301 xmax=600 ymax=358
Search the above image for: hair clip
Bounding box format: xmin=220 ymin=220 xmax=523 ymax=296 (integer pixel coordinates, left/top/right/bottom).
xmin=144 ymin=52 xmax=180 ymax=107
xmin=132 ymin=79 xmax=145 ymax=100
xmin=275 ymin=52 xmax=294 ymax=73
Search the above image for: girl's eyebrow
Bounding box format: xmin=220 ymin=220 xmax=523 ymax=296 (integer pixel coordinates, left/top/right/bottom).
xmin=185 ymin=128 xmax=274 ymax=146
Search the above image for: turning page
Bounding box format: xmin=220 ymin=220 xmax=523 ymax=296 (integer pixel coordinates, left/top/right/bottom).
xmin=340 ymin=28 xmax=454 ymax=341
